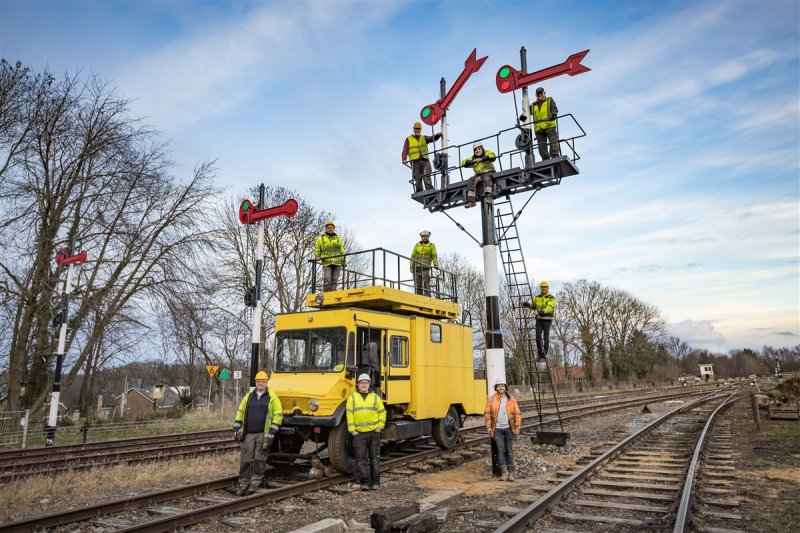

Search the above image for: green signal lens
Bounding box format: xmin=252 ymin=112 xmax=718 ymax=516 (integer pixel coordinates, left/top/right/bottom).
xmin=499 ymin=67 xmax=510 ymax=79
xmin=422 ymin=107 xmax=431 ymax=118
xmin=242 ymin=201 xmax=250 ymax=210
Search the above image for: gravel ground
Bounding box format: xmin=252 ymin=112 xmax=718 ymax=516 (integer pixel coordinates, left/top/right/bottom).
xmin=5 ymin=390 xmax=796 ymax=533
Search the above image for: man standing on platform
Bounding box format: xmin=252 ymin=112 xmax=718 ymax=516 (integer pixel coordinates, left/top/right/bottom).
xmin=530 ymin=87 xmax=560 ymax=160
xmin=402 ymin=122 xmax=442 ymax=192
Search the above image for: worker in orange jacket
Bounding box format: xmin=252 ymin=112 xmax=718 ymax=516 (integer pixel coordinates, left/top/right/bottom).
xmin=484 ymin=378 xmax=522 ymax=481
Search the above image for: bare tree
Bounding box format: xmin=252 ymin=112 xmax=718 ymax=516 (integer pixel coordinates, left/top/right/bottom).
xmin=0 ymin=63 xmax=219 ymax=416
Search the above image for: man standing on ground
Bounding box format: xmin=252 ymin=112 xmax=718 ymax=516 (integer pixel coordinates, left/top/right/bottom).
xmin=232 ymin=371 xmax=283 ymax=495
xmin=346 ymin=374 xmax=386 ymax=491
xmin=402 ymin=122 xmax=442 ymax=192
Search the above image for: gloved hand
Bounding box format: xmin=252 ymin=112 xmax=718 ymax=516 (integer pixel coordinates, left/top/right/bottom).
xmin=521 ymin=300 xmax=531 ymax=308
xmin=233 ymin=422 xmax=242 ymax=441
xmin=519 ymin=114 xmax=527 ymax=122
xmin=262 ymin=436 xmax=274 ymax=451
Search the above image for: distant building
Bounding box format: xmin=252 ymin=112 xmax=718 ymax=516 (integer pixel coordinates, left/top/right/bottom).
xmin=699 ymin=364 xmax=715 ymax=382
xmin=115 ymin=388 xmax=154 ymax=417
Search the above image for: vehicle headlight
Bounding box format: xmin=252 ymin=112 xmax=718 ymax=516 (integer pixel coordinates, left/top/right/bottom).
xmin=309 ymin=399 xmax=319 ymax=412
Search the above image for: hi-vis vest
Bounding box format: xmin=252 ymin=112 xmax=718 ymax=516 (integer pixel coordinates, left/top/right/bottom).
xmin=346 ymin=392 xmax=386 ymax=433
xmin=406 ymin=135 xmax=429 ymax=161
xmin=531 ymin=97 xmax=556 ymax=131
xmin=314 ymin=233 xmax=345 ymax=267
xmin=461 ymin=149 xmax=497 ymax=175
xmin=533 ymin=292 xmax=556 ymax=318
xmin=410 ymin=241 xmax=439 ymax=270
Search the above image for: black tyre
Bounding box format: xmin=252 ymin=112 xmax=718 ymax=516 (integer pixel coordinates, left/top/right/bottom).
xmin=327 ymin=421 xmax=356 ymax=474
xmin=432 ymin=406 xmax=460 ymax=449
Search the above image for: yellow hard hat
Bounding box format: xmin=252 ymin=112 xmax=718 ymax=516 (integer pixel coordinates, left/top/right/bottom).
xmin=255 ymin=371 xmax=269 ymax=381
xmin=413 ymin=122 xmax=422 ymax=129
xmin=325 ymin=220 xmax=335 ymax=228
xmin=540 ymin=281 xmax=549 ymax=287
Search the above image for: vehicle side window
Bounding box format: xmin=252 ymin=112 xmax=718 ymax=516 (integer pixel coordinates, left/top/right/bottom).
xmin=430 ymin=324 xmax=442 ymax=343
xmin=390 ymin=336 xmax=409 ymax=367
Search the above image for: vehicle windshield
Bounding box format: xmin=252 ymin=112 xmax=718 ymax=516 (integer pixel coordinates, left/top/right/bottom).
xmin=274 ymin=327 xmax=347 ymax=372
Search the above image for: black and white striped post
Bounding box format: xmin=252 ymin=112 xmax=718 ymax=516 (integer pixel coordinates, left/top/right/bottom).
xmin=46 ymin=242 xmax=87 ymax=446
xmin=238 ymin=185 xmax=298 ymax=390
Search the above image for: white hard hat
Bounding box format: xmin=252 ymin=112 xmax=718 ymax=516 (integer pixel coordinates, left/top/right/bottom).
xmin=473 ymin=141 xmax=483 ymax=149
xmin=494 ymin=378 xmax=506 ymax=388
xmin=420 ymin=230 xmax=431 ymax=236
xmin=357 ymin=373 xmax=371 ymax=383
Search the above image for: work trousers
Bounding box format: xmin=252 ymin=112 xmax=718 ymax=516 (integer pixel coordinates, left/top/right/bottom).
xmin=466 ymin=173 xmax=493 ymax=205
xmin=238 ymin=432 xmax=267 ymax=490
xmin=535 ymin=318 xmax=552 ymax=360
xmin=411 ymin=158 xmax=433 ymax=192
xmin=353 ymin=431 xmax=381 ymax=487
xmin=413 ymin=267 xmax=432 ymax=296
xmin=322 ymin=265 xmax=341 ymax=292
xmin=493 ymin=427 xmax=514 ymax=466
xmin=535 ymin=127 xmax=560 ymax=160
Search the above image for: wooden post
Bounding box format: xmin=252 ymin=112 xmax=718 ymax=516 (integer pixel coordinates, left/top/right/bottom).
xmin=750 ymin=392 xmax=761 ymax=432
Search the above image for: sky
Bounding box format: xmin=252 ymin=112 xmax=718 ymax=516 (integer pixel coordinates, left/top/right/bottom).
xmin=1 ymin=0 xmax=798 ymax=354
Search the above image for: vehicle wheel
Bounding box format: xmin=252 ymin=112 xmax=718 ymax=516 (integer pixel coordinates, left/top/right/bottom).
xmin=432 ymin=406 xmax=460 ymax=449
xmin=327 ymin=421 xmax=356 ymax=473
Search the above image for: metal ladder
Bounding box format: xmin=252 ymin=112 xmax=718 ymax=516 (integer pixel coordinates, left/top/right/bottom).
xmin=494 ymin=197 xmax=567 ymax=438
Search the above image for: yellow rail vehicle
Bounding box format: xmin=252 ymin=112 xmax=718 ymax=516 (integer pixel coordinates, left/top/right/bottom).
xmin=269 ymin=254 xmax=486 ymax=473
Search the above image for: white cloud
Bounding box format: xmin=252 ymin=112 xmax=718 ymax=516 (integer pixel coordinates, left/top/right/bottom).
xmin=669 ymin=320 xmax=727 ymax=353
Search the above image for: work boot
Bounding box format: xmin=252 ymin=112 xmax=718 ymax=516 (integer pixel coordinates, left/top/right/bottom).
xmin=360 ymin=483 xmax=371 ymax=491
xmin=371 ymin=483 xmax=381 ymax=490
xmin=236 ymin=461 xmax=252 ymax=495
xmin=247 ymin=459 xmax=267 ymax=493
xmin=507 ymin=465 xmax=515 ymax=481
xmin=499 ymin=465 xmax=508 ymax=481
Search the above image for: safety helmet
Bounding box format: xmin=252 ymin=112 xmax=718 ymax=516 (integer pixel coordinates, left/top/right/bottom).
xmin=473 ymin=141 xmax=483 ymax=150
xmin=413 ymin=122 xmax=422 ymax=129
xmin=494 ymin=378 xmax=507 ymax=390
xmin=325 ymin=220 xmax=335 ymax=228
xmin=357 ymin=373 xmax=371 ymax=383
xmin=420 ymin=230 xmax=431 ymax=237
xmin=255 ymin=371 xmax=269 ymax=381
xmin=535 ymin=86 xmax=545 ymax=94
xmin=540 ymin=281 xmax=549 ymax=287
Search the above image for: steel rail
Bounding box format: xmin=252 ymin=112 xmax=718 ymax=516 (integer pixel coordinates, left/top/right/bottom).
xmin=0 ymin=385 xmax=733 ymax=532
xmin=494 ymin=388 xmax=739 ymax=533
xmin=672 ymin=394 xmax=747 ymax=532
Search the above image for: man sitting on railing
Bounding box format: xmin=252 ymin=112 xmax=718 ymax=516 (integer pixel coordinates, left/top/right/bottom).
xmin=462 ymin=142 xmax=496 ymax=208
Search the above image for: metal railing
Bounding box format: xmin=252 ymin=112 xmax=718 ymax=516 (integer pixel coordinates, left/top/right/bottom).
xmin=404 ymin=114 xmax=587 ymax=192
xmin=310 ymin=247 xmax=459 ymax=302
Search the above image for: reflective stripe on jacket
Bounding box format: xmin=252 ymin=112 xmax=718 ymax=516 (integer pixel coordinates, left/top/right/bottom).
xmin=407 ymin=135 xmax=429 ymax=161
xmin=461 ymin=149 xmax=497 ymax=175
xmin=314 ymin=233 xmax=345 ymax=267
xmin=410 ymin=241 xmax=439 ymax=270
xmin=531 ymin=97 xmax=556 ymax=131
xmin=484 ymin=393 xmax=521 ymax=434
xmin=346 ymin=392 xmax=386 ymax=433
xmin=533 ymin=292 xmax=556 ymax=318
xmin=234 ymin=389 xmax=283 ymax=436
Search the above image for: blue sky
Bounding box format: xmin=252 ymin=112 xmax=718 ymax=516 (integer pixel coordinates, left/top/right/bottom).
xmin=2 ymin=0 xmax=798 ymax=353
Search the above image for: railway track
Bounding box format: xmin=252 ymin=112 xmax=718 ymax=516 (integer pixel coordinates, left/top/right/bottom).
xmin=2 ymin=387 xmax=714 ymax=482
xmin=0 ymin=386 xmax=729 ymax=532
xmin=495 ymin=385 xmax=745 ymax=532
xmin=0 ymin=430 xmax=233 ymax=483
